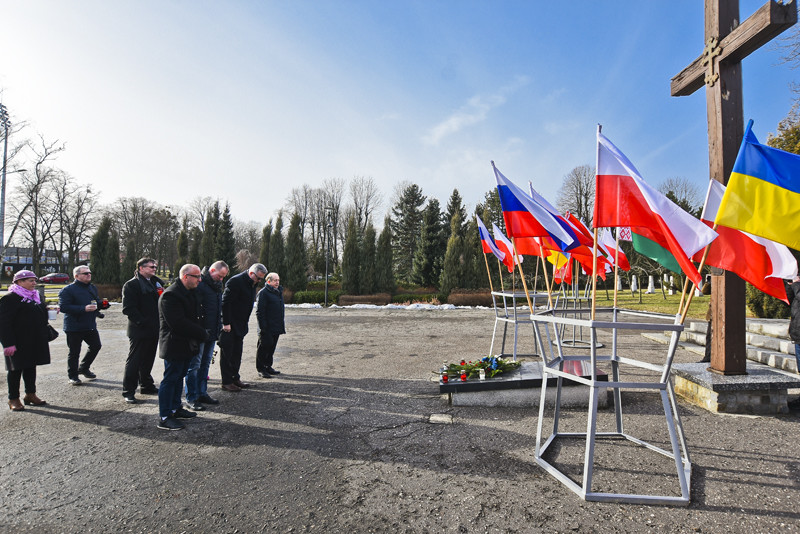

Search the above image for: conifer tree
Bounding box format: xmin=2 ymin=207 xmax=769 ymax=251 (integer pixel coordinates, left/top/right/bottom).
xmin=269 ymin=214 xmax=285 ymax=277
xmin=175 ymin=225 xmax=189 ymax=274
xmin=439 ymin=212 xmax=465 ymax=296
xmin=89 ymin=216 xmax=114 ymax=284
xmin=259 ymin=219 xmax=273 ymax=268
xmin=341 ymin=217 xmax=361 ymax=294
xmin=390 ymin=183 xmax=425 ymax=283
xmin=461 ymin=216 xmax=481 ymax=289
xmin=375 ymin=217 xmax=395 ymax=294
xmin=106 ymin=231 xmax=122 ymax=285
xmin=360 ymin=221 xmax=377 ymax=294
xmin=215 ymin=203 xmax=237 ymax=274
xmin=284 ymin=212 xmax=308 ymax=292
xmin=445 ymin=189 xmax=468 ymax=239
xmin=188 ymin=227 xmax=202 ymax=266
xmin=200 ymin=201 xmax=220 ymax=268
xmin=412 ymin=199 xmax=444 ymax=287
xmin=121 ymin=239 xmax=138 ymax=282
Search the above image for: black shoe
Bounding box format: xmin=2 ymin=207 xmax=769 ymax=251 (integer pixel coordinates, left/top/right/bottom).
xmin=157 ymin=418 xmax=185 ymax=431
xmin=258 ymin=372 xmax=273 ymax=379
xmin=79 ymin=369 xmax=97 ymax=379
xmin=198 ymin=395 xmax=219 ymax=405
xmin=188 ymin=401 xmax=205 ymax=411
xmin=266 ymin=367 xmax=281 ymax=375
xmin=174 ymin=407 xmax=197 ymax=419
xmin=123 ymin=395 xmax=138 ymax=404
xmin=139 ymin=386 xmax=159 ymax=395
xmin=69 ymin=377 xmax=82 ymax=386
xmin=697 ymin=358 xmax=711 ymax=363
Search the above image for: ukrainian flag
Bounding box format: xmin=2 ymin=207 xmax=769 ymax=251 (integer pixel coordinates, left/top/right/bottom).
xmin=716 ymin=120 xmax=800 ymax=251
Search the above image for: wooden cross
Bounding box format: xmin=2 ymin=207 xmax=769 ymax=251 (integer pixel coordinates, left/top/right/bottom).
xmin=671 ymin=0 xmax=796 ymax=375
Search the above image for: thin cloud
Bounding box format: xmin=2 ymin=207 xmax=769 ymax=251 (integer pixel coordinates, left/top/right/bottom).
xmin=422 ymin=76 xmax=530 ymax=146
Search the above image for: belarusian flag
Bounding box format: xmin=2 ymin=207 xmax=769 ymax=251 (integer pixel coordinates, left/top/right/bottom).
xmin=593 ymin=130 xmax=717 ymax=286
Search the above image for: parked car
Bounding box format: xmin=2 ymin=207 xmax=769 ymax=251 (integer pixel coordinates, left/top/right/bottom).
xmin=40 ymin=272 xmax=70 ymax=284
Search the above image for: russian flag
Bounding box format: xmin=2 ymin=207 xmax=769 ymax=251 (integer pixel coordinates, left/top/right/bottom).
xmin=493 ymin=162 xmax=579 ymax=251
xmin=476 ymin=215 xmax=505 ymax=263
xmin=492 ymin=223 xmax=522 ymax=273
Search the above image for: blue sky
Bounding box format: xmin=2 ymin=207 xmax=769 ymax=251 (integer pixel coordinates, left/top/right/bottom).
xmin=1 ymin=1 xmax=797 ymax=227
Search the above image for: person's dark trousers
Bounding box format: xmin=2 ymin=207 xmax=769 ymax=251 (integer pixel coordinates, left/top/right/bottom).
xmin=158 ymin=359 xmax=191 ymax=419
xmin=219 ymin=332 xmax=244 ymax=385
xmin=7 ymin=368 xmax=36 ymax=399
xmin=256 ymin=334 xmax=280 ymax=374
xmin=122 ymin=335 xmax=158 ymax=397
xmin=66 ymin=330 xmax=102 ymax=379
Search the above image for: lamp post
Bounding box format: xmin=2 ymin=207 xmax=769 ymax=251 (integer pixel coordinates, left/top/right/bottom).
xmin=0 ymin=104 xmax=9 ymax=281
xmin=324 ymin=207 xmax=333 ymax=307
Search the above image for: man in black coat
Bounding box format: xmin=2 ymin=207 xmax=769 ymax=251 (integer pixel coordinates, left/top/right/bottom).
xmin=58 ymin=265 xmax=106 ymax=385
xmin=156 ymin=264 xmax=208 ymax=431
xmin=786 ymin=276 xmax=800 ymax=408
xmin=256 ymin=272 xmax=286 ymax=378
xmin=219 ymin=263 xmax=266 ymax=391
xmin=121 ymin=258 xmax=164 ymax=403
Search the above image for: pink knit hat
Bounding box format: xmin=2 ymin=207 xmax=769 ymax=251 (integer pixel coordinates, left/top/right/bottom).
xmin=12 ymin=270 xmax=38 ymax=283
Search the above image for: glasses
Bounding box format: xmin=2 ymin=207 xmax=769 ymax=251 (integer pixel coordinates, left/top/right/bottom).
xmin=79 ymin=272 xmax=92 ymax=276
xmin=144 ymin=264 xmax=157 ymax=269
xmin=185 ymin=273 xmax=202 ymax=279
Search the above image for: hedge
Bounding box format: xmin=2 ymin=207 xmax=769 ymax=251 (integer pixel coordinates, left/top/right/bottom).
xmin=338 ymin=293 xmax=392 ymax=306
xmin=291 ymin=289 xmax=342 ymax=305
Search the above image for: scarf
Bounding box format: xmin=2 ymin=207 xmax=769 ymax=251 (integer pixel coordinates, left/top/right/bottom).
xmin=9 ymin=283 xmax=41 ymax=304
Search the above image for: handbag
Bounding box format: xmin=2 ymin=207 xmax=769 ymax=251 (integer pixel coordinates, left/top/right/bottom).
xmin=47 ymin=324 xmax=59 ymax=342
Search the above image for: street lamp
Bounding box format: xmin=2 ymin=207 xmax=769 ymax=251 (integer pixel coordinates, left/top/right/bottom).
xmin=0 ymin=104 xmax=9 ymax=280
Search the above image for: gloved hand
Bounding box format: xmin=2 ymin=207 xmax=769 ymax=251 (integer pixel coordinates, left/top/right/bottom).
xmin=4 ymin=345 xmax=17 ymax=357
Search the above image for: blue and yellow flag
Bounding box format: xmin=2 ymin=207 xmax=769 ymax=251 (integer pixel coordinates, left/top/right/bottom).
xmin=715 ymin=120 xmax=800 ymax=251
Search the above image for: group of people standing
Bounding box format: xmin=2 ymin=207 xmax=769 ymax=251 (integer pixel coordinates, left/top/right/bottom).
xmin=2 ymin=260 xmax=285 ymax=432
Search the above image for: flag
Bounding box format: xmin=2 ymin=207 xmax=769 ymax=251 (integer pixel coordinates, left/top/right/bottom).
xmin=715 ymin=119 xmax=800 ymax=251
xmin=528 ymin=184 xmax=583 ymax=251
xmin=514 ymin=236 xmax=550 ymax=257
xmin=617 ymin=227 xmax=632 ymax=241
xmin=599 ymin=228 xmax=631 ymax=271
xmin=493 ymin=162 xmax=579 ymax=250
xmin=476 ymin=215 xmax=505 ymax=263
xmin=593 ymin=130 xmax=717 ymax=286
xmin=695 ymin=179 xmax=796 ymax=303
xmin=564 ymin=212 xmax=595 ymax=248
xmin=492 ymin=223 xmax=523 ymax=273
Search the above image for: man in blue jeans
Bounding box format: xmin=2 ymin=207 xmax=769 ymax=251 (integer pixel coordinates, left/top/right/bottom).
xmin=185 ymin=260 xmax=228 ymax=410
xmin=157 ymin=264 xmax=208 ymax=431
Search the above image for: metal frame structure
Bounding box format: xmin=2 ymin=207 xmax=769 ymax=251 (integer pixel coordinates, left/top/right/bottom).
xmin=489 ymin=291 xmax=556 ymax=361
xmin=531 ymin=306 xmax=692 ymax=506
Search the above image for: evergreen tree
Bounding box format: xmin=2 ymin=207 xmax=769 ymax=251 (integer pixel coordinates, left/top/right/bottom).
xmin=200 ymin=201 xmax=220 ymax=268
xmin=461 ymin=216 xmax=482 ymax=289
xmin=476 ymin=189 xmax=504 ymax=231
xmin=89 ymin=216 xmax=112 ymax=284
xmin=411 ymin=201 xmax=442 ymax=287
xmin=269 ymin=214 xmax=285 ymax=277
xmin=390 ymin=183 xmax=426 ymax=283
xmin=284 ymin=213 xmax=308 ymax=292
xmin=175 ymin=225 xmax=189 ymax=274
xmin=106 ymin=232 xmax=121 ymax=285
xmin=341 ymin=217 xmax=361 ymax=294
xmin=375 ymin=217 xmax=395 ymax=294
xmin=121 ymin=239 xmax=138 ymax=282
xmin=439 ymin=212 xmax=465 ymax=296
xmin=445 ymin=189 xmax=468 ymax=239
xmin=360 ymin=221 xmax=377 ymax=294
xmin=188 ymin=227 xmax=202 ymax=266
xmin=259 ymin=219 xmax=273 ymax=268
xmin=215 ymin=203 xmax=238 ymax=273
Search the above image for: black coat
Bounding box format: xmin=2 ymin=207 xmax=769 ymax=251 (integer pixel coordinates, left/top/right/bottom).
xmin=196 ymin=267 xmax=224 ymax=338
xmin=158 ymin=279 xmax=207 ymax=361
xmin=787 ymin=281 xmax=800 ymax=342
xmin=256 ymin=284 xmax=286 ymax=337
xmin=0 ymin=293 xmax=51 ymax=371
xmin=122 ymin=272 xmax=164 ymax=339
xmin=221 ymin=271 xmax=257 ymax=337
xmin=58 ymin=281 xmax=100 ymax=332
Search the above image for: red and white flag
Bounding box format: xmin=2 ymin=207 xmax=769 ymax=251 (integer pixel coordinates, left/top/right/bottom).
xmin=694 ymin=180 xmax=796 ymax=303
xmin=492 ymin=223 xmax=523 ymax=273
xmin=599 ymin=228 xmax=631 ymax=271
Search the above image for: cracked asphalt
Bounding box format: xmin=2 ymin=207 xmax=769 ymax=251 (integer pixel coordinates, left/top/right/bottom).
xmin=2 ymin=305 xmax=800 ymax=533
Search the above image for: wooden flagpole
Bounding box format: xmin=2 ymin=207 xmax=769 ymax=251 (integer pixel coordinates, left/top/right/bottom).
xmin=497 ymin=260 xmax=505 ymax=292
xmin=482 ymin=252 xmax=494 ymax=293
xmin=539 ymin=248 xmax=554 ymax=309
xmin=511 ymin=237 xmax=535 ymax=311
xmin=678 ymin=223 xmax=717 ymax=324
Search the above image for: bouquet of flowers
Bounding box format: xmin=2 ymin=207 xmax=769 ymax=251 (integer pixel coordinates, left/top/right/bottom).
xmin=440 ymin=356 xmax=521 ymax=380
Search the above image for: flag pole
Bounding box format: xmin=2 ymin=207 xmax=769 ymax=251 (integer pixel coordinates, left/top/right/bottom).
xmin=613 ymin=229 xmax=621 ymax=309
xmin=539 ymin=248 xmax=554 ymax=309
xmin=497 ymin=259 xmax=505 ymax=292
xmin=591 ymin=228 xmax=599 ymax=320
xmin=482 ymin=252 xmax=494 ymax=293
xmin=679 ymin=231 xmax=714 ymax=323
xmin=511 ymin=237 xmax=535 ymax=311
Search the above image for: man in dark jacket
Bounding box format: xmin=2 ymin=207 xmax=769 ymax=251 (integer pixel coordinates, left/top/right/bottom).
xmin=185 ymin=260 xmax=228 ymax=409
xmin=786 ymin=276 xmax=800 ymax=408
xmin=58 ymin=265 xmax=105 ymax=385
xmin=256 ymin=272 xmax=286 ymax=378
xmin=157 ymin=264 xmax=208 ymax=431
xmin=121 ymin=258 xmax=164 ymax=403
xmin=219 ymin=263 xmax=266 ymax=391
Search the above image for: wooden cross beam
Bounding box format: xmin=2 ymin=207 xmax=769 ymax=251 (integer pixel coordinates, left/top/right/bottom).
xmin=671 ymin=0 xmax=796 ymax=375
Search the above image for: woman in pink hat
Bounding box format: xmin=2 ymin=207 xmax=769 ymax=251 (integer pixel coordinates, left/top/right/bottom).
xmin=0 ymin=270 xmax=50 ymax=411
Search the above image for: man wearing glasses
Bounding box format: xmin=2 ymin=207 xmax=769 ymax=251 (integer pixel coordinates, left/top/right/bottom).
xmin=219 ymin=263 xmax=266 ymax=391
xmin=58 ymin=265 xmax=105 ymax=385
xmin=121 ymin=258 xmax=165 ymax=404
